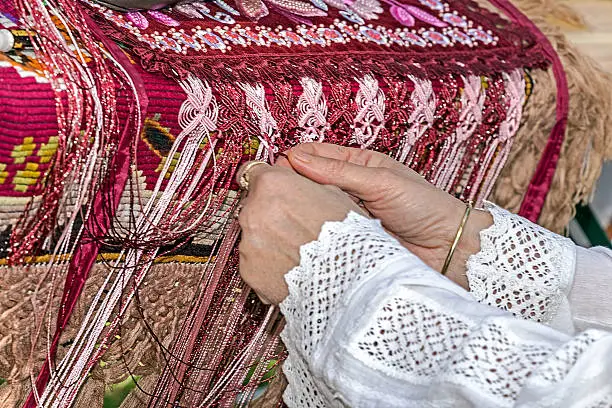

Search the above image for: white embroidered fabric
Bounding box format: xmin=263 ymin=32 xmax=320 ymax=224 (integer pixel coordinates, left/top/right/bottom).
xmin=279 ymin=211 xmax=612 ymax=407
xmin=467 ymin=203 xmax=576 ymax=330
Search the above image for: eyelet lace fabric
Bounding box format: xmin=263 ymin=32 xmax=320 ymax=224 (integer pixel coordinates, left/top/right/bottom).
xmin=352 ymin=292 xmax=472 ymax=381
xmin=279 ymin=211 xmax=612 ymax=407
xmin=467 ymin=202 xmax=575 ymax=325
xmin=280 ymin=212 xmax=410 ymax=406
xmin=280 ymin=212 xmax=407 ymax=360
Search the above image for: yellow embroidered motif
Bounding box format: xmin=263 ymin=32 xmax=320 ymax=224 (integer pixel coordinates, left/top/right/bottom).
xmin=10 ymin=136 xmax=35 ymax=164
xmin=14 ymin=162 xmax=41 ymax=192
xmin=9 ymin=136 xmax=58 ymax=191
xmin=37 ymin=136 xmax=59 ymax=163
xmin=0 ymin=163 xmax=8 ymax=185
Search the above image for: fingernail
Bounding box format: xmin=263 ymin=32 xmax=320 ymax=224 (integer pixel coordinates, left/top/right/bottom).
xmin=292 ymin=151 xmax=312 ymax=163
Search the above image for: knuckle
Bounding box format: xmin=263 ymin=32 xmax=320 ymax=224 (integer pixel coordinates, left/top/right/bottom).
xmin=324 ymin=184 xmax=343 ymax=195
xmin=325 ymin=158 xmax=347 ymax=175
xmin=253 ymin=168 xmax=281 ymax=191
xmin=238 ymin=242 xmax=248 ymax=266
xmin=238 ymin=240 xmax=249 ymax=258
xmin=374 ymin=167 xmax=395 ymax=181
xmin=332 ymin=144 xmax=348 ymax=156
xmin=373 ymin=168 xmax=404 ymax=191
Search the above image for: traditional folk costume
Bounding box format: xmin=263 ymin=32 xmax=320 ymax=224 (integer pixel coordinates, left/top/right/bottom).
xmin=279 ymin=205 xmax=612 ymax=407
xmin=0 ymin=0 xmax=610 ymax=406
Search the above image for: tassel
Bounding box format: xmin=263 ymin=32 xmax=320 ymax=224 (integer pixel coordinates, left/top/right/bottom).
xmin=397 ymin=76 xmax=436 ymax=164
xmin=297 ymin=77 xmax=329 ymax=143
xmin=149 ymin=221 xmax=242 ymax=406
xmin=10 ymin=0 xmax=118 ymax=265
xmin=240 ymin=82 xmax=279 ymax=162
xmin=149 ymin=222 xmax=281 ymax=407
xmin=34 ymin=76 xmax=220 ymax=407
xmin=353 ymin=75 xmax=386 ymax=149
xmin=21 ymin=1 xmax=143 ymax=405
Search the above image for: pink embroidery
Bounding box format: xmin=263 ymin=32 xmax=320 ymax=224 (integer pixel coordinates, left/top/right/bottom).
xmin=147 ymin=10 xmax=180 ymax=26
xmin=125 ymin=11 xmax=149 ymax=29
xmin=390 ymin=5 xmax=415 ymax=26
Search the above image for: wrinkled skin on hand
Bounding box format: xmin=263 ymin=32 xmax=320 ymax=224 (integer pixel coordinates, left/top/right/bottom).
xmin=236 ymin=161 xmax=362 ymax=305
xmin=237 ymin=144 xmax=493 ymax=304
xmin=285 ymin=143 xmax=493 ymax=290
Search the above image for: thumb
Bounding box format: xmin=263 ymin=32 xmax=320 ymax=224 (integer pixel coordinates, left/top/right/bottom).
xmin=288 ymin=150 xmax=390 ymax=200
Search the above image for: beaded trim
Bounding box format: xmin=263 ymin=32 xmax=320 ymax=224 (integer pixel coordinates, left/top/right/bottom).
xmin=87 ymin=0 xmax=498 ymax=55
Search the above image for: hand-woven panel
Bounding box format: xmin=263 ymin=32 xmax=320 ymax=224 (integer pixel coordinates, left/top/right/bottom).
xmin=0 ymin=0 xmax=575 ymax=406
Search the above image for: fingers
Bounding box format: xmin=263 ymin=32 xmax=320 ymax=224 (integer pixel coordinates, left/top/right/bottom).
xmin=290 ymin=143 xmax=408 ymax=172
xmin=235 ymin=155 xmax=296 ymax=191
xmin=287 ymin=152 xmax=392 ymax=199
xmin=274 ymin=154 xmax=292 ymax=169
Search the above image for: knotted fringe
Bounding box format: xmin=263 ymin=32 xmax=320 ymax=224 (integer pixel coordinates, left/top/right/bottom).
xmin=297 ymin=78 xmax=329 ymax=143
xmin=240 ymin=83 xmax=279 ymax=162
xmin=353 ymin=75 xmax=386 ymax=149
xmin=23 ymin=68 xmax=530 ymax=406
xmin=32 ymin=76 xmax=226 ymax=407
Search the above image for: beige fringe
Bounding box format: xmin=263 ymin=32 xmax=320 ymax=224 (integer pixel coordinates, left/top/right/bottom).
xmin=489 ymin=0 xmax=612 ymax=233
xmin=545 ymin=0 xmax=587 ymax=29
xmin=74 ymin=378 xmax=105 ymax=408
xmin=0 ymin=262 xmax=201 ymax=407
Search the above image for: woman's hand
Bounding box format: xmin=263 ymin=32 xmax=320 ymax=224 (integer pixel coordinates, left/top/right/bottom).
xmin=237 ymin=162 xmax=362 ymax=305
xmin=285 ymin=143 xmax=493 ymax=289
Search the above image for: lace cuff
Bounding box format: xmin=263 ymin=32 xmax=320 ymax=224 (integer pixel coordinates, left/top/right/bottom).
xmin=279 ymin=211 xmax=421 ymax=406
xmin=278 ymin=210 xmax=612 ymax=408
xmin=467 ymin=202 xmax=576 ymax=327
xmin=280 ymin=212 xmax=411 ymax=358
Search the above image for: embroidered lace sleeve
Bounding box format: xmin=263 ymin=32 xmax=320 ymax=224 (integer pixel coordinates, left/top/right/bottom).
xmin=466 ymin=203 xmax=576 ymax=332
xmin=279 ymin=211 xmax=612 ymax=408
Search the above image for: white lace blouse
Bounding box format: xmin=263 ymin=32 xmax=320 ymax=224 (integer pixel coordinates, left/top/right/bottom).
xmin=279 ymin=203 xmax=612 ymax=407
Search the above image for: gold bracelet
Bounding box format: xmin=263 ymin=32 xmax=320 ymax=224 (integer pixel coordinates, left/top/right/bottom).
xmin=441 ymin=201 xmax=473 ymax=276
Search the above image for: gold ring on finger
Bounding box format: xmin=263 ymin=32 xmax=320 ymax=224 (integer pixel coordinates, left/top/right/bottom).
xmin=239 ymin=161 xmax=268 ymax=191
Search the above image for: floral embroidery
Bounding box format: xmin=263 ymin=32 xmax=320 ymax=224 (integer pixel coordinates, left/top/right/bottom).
xmin=86 ymin=0 xmax=499 ymax=55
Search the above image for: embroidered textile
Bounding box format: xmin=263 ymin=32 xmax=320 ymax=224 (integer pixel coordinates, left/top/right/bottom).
xmin=88 ymin=0 xmax=547 ymax=82
xmin=0 ymin=0 xmax=574 ymax=406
